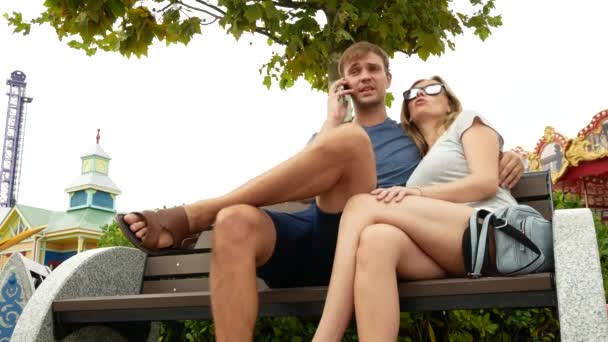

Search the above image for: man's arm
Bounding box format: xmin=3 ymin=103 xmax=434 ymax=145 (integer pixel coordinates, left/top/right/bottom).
xmin=316 ymin=78 xmax=354 ymax=138
xmin=297 ymin=79 xmax=355 ymax=205
xmin=499 ymin=151 xmax=525 ymax=189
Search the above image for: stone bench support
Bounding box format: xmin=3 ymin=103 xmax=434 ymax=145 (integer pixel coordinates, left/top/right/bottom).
xmin=11 ymin=247 xmax=153 ymax=342
xmin=554 ymin=208 xmax=608 ymax=341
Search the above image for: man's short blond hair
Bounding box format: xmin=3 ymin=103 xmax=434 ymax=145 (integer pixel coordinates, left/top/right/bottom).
xmin=338 ymin=41 xmax=391 ymax=77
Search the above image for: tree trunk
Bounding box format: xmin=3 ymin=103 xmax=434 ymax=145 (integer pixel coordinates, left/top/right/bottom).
xmin=327 ymin=43 xmax=353 ymax=121
xmin=324 ymin=8 xmax=353 ymax=122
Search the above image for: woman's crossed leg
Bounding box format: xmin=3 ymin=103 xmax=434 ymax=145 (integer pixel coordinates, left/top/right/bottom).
xmin=314 ymin=193 xmax=475 ymax=342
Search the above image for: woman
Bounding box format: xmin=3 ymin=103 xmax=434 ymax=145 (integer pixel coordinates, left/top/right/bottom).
xmin=313 ymin=76 xmax=517 ymax=341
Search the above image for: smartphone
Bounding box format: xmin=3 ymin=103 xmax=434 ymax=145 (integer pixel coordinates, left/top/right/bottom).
xmin=340 ymin=84 xmax=350 ymax=106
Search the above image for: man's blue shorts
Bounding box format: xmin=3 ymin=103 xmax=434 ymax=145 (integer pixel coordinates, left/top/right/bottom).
xmin=257 ymin=202 xmax=341 ymax=288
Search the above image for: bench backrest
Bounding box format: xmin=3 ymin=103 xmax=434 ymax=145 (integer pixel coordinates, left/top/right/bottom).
xmin=141 ymin=171 xmax=553 ymax=295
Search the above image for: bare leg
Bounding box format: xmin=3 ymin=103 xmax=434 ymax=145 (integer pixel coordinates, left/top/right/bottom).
xmin=355 ymin=224 xmax=446 ymax=341
xmin=210 ymin=205 xmax=277 ymax=342
xmin=313 ymin=193 xmax=452 ymax=342
xmin=124 ymin=124 xmax=376 ymax=248
xmin=312 ymin=198 xmax=388 ymax=342
xmin=341 ymin=194 xmax=475 ymax=341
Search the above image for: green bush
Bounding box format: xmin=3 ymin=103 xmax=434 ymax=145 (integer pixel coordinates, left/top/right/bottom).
xmin=99 ymin=192 xmax=608 ymax=340
xmin=159 ymin=309 xmax=559 ymax=341
xmin=97 ymin=221 xmax=134 ymax=248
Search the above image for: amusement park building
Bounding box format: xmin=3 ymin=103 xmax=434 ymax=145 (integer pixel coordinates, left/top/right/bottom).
xmin=517 ymin=109 xmax=608 ymax=219
xmin=0 ymin=140 xmax=121 ymax=269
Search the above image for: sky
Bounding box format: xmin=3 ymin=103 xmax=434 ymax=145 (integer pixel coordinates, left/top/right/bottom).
xmin=0 ymin=1 xmax=607 ymax=213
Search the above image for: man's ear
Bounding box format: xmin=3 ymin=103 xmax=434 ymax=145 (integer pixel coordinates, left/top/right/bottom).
xmin=386 ymin=71 xmax=392 ymax=87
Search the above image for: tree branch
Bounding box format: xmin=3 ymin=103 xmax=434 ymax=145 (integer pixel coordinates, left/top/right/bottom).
xmin=176 ymin=0 xmax=223 ymax=18
xmin=172 ymin=1 xmax=287 ymax=44
xmin=202 ymin=17 xmax=218 ymax=25
xmin=154 ymin=2 xmax=174 ymax=13
xmin=254 ymin=27 xmax=287 ymax=45
xmin=271 ymin=0 xmax=314 ymax=10
xmin=191 ymin=0 xmax=227 ymax=16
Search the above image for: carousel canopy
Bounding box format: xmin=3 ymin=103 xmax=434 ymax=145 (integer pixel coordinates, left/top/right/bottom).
xmin=516 ymin=109 xmax=608 ymax=215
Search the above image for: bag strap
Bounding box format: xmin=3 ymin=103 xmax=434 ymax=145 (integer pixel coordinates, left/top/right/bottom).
xmin=467 ymin=209 xmax=492 ymax=278
xmin=490 ymin=216 xmax=545 ymax=276
xmin=471 ymin=211 xmax=493 ymax=277
xmin=465 ymin=211 xmax=480 ymax=275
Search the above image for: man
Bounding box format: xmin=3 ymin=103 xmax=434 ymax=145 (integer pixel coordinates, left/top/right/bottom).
xmin=120 ymin=41 xmax=523 ymax=341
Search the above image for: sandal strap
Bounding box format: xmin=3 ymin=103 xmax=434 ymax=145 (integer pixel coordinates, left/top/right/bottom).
xmin=139 ymin=207 xmax=191 ymax=249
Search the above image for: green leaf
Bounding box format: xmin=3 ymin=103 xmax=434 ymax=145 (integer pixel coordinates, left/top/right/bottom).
xmin=427 ymin=321 xmax=437 ymax=342
xmin=335 ymin=29 xmax=353 ymax=43
xmin=105 ymin=0 xmax=125 ymax=18
xmin=263 ymin=75 xmax=272 ymax=89
xmin=385 ymin=92 xmax=394 ymax=107
xmin=244 ymin=4 xmax=263 ymax=24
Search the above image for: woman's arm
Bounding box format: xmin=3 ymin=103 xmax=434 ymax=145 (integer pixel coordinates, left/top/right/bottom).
xmin=417 ymin=117 xmax=500 ymax=203
xmin=372 ymin=119 xmax=503 ymax=203
xmin=499 ymin=151 xmax=524 ymax=189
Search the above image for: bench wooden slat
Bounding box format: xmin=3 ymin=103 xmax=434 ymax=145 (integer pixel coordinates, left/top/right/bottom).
xmin=144 ymin=254 xmax=211 ymax=277
xmin=195 ymin=231 xmax=213 ymax=248
xmin=53 ymin=274 xmax=556 ymax=324
xmin=398 ymin=290 xmax=557 ymax=312
xmin=263 ymin=202 xmax=310 ymax=213
xmin=142 ymin=273 xmax=555 ymax=296
xmin=142 ymin=278 xmax=267 ymax=294
xmin=397 ymin=273 xmax=553 ymax=297
xmin=521 ymin=199 xmax=553 ymax=221
xmin=142 ymin=278 xmax=209 ymax=294
xmin=55 ymin=273 xmax=553 ymax=312
xmin=510 ymin=171 xmax=551 ymax=200
xmin=54 ymin=289 xmax=557 ymax=324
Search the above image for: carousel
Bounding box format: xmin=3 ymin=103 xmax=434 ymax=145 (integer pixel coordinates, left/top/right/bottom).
xmin=522 ymin=109 xmax=608 ymax=220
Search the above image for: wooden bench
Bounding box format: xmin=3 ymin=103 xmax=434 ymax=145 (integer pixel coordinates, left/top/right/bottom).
xmin=11 ymin=170 xmax=608 ymax=341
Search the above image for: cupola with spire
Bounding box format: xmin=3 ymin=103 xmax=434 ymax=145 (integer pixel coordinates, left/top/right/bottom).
xmin=64 ymin=129 xmax=121 ymax=212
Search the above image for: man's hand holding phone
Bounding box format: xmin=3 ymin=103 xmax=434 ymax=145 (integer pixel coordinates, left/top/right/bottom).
xmin=327 ymin=78 xmax=354 ymax=125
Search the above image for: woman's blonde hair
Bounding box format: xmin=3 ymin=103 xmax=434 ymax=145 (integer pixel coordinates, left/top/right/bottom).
xmin=400 ymin=75 xmax=463 ymax=156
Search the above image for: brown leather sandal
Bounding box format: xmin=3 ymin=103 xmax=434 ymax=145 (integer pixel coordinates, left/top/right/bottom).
xmin=116 ymin=206 xmax=199 ymax=256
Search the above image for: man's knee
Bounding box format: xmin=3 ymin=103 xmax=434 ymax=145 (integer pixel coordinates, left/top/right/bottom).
xmin=213 ymin=205 xmax=271 ymax=258
xmin=357 ymin=224 xmax=407 ymax=269
xmin=345 ymin=193 xmax=376 ymax=213
xmin=315 ymin=124 xmax=372 ymax=160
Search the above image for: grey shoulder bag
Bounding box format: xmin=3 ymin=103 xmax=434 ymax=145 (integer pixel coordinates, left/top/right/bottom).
xmin=463 ymin=204 xmax=554 ymax=278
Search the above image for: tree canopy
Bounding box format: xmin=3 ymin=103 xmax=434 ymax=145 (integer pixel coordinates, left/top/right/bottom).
xmin=4 ymin=0 xmax=502 ymax=92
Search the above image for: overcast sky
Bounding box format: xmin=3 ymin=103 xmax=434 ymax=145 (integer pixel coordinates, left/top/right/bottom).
xmin=1 ymin=1 xmax=607 ymax=213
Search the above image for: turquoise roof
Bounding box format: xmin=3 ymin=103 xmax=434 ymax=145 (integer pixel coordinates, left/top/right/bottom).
xmin=0 ymin=204 xmax=114 ymax=233
xmin=45 ymin=208 xmax=115 ymax=232
xmin=15 ymin=204 xmax=56 ymax=228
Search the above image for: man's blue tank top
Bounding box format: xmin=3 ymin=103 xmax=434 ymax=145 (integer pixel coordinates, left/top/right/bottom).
xmin=364 ymin=118 xmax=420 ymax=188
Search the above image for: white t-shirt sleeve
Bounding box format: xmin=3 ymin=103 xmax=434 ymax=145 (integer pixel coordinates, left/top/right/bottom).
xmin=454 ymin=110 xmax=504 ymax=150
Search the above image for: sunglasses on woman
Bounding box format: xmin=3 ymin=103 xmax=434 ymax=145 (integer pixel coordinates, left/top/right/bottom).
xmin=403 ymin=83 xmax=445 ymax=101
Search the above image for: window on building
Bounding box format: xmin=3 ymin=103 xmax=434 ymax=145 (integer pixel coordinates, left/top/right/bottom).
xmin=92 ymin=191 xmax=113 ymax=209
xmin=11 ymin=221 xmax=25 ymax=236
xmin=70 ymin=190 xmax=87 ymax=207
